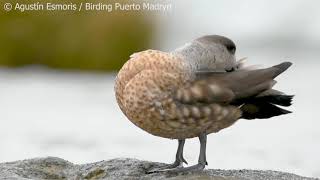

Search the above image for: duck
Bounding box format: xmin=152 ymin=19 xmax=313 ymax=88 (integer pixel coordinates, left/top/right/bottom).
xmin=114 ymin=35 xmax=293 ymax=173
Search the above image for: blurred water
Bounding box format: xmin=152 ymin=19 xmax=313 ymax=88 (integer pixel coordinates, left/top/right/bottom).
xmin=156 ymin=0 xmax=320 ymax=52
xmin=0 ymin=56 xmax=319 ymax=177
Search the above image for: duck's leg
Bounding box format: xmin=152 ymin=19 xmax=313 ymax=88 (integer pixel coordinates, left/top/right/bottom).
xmin=169 ymin=133 xmax=207 ymax=173
xmin=147 ymin=139 xmax=187 ymax=173
xmin=148 ymin=134 xmax=208 ymax=173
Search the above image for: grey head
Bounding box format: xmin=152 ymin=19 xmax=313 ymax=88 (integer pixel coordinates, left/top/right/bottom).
xmin=173 ymin=35 xmax=237 ymax=72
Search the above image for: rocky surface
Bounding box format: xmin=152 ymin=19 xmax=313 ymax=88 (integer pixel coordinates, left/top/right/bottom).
xmin=0 ymin=157 xmax=317 ymax=180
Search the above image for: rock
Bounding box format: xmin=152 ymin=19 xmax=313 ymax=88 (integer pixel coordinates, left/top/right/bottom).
xmin=0 ymin=157 xmax=317 ymax=180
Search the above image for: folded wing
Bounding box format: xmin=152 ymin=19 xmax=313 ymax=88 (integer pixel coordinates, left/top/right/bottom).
xmin=175 ymin=62 xmax=293 ymax=119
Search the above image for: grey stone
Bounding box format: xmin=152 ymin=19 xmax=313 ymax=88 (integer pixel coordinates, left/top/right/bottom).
xmin=0 ymin=157 xmax=317 ymax=180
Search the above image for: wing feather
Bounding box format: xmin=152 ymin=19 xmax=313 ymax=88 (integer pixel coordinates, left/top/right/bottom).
xmin=175 ymin=62 xmax=292 ymax=106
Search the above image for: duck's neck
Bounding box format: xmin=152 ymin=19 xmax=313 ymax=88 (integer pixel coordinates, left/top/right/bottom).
xmin=172 ymin=42 xmax=213 ymax=72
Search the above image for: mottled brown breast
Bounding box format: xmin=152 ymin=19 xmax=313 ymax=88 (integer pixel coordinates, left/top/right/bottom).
xmin=114 ymin=50 xmax=193 ymax=125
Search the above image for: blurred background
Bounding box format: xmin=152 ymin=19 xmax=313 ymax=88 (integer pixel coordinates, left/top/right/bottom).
xmin=0 ymin=0 xmax=319 ymax=178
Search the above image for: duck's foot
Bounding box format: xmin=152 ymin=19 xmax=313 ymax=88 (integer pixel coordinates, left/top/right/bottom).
xmin=146 ymin=160 xmax=184 ymax=174
xmin=148 ymin=163 xmax=206 ymax=173
xmin=147 ymin=139 xmax=187 ymax=174
xmin=147 ymin=133 xmax=208 ymax=174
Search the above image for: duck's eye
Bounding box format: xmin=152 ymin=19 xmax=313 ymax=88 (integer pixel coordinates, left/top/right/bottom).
xmin=226 ymin=45 xmax=236 ymax=54
xmin=225 ymin=67 xmax=235 ymax=72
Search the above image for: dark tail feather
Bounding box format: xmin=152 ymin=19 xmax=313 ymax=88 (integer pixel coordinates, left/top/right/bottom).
xmin=257 ymin=95 xmax=294 ymax=107
xmin=240 ymin=102 xmax=292 ymax=120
